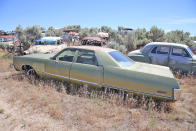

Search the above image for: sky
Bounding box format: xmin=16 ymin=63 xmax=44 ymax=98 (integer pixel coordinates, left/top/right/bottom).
xmin=0 ymin=0 xmax=196 ymax=35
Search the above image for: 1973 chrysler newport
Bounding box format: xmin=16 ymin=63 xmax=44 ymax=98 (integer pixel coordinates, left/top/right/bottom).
xmin=13 ymin=46 xmax=180 ymax=101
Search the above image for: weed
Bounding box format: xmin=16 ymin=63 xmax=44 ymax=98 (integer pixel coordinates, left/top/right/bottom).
xmin=5 ymin=113 xmax=12 ymax=119
xmin=0 ymin=109 xmax=4 ymax=114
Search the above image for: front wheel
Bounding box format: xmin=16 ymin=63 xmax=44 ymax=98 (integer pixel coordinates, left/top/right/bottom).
xmin=25 ymin=69 xmax=38 ymax=80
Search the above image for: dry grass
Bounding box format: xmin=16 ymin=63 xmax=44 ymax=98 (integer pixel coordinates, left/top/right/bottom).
xmin=0 ymin=50 xmax=195 ymax=131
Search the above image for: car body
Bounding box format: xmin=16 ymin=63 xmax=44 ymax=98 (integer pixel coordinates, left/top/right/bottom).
xmin=128 ymin=42 xmax=196 ymax=74
xmin=24 ymin=44 xmax=67 ymax=55
xmin=13 ymin=46 xmax=180 ymax=101
xmin=24 ymin=37 xmax=65 ymax=55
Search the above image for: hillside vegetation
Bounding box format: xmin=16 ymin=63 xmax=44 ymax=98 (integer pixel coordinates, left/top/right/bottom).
xmin=0 ymin=50 xmax=195 ymax=131
xmin=14 ymin=25 xmax=196 ymax=53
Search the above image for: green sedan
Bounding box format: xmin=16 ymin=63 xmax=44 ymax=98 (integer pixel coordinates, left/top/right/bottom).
xmin=13 ymin=46 xmax=180 ymax=101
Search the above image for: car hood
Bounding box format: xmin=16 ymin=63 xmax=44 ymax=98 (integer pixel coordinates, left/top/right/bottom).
xmin=128 ymin=49 xmax=142 ymax=56
xmin=127 ymin=62 xmax=174 ymax=78
xmin=192 ymin=55 xmax=196 ymax=61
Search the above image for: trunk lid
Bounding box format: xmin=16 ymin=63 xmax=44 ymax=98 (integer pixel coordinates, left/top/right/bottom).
xmin=127 ymin=62 xmax=174 ymax=78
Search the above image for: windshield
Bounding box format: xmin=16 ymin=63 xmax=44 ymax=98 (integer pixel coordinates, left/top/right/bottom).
xmin=141 ymin=44 xmax=152 ymax=53
xmin=109 ymin=51 xmax=135 ymax=67
xmin=35 ymin=40 xmax=56 ymax=45
xmin=187 ymin=47 xmax=194 ymax=56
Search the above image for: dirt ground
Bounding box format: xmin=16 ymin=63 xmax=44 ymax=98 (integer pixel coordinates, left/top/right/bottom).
xmin=0 ymin=50 xmax=195 ymax=131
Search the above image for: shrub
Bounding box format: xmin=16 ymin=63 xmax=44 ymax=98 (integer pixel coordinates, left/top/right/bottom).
xmin=107 ymin=41 xmax=127 ymax=54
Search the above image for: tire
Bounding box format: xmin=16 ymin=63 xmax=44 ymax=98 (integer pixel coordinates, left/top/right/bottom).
xmin=26 ymin=69 xmax=37 ymax=80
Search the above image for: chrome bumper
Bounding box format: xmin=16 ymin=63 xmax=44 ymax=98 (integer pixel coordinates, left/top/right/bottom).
xmin=173 ymin=88 xmax=181 ymax=101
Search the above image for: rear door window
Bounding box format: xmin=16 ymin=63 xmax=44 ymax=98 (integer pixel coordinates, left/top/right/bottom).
xmin=172 ymin=47 xmax=190 ymax=57
xmin=76 ymin=50 xmax=98 ymax=66
xmin=157 ymin=46 xmax=169 ymax=54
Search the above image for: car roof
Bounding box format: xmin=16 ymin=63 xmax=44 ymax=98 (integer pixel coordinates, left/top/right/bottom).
xmin=68 ymin=46 xmax=117 ymax=52
xmin=147 ymin=42 xmax=189 ymax=48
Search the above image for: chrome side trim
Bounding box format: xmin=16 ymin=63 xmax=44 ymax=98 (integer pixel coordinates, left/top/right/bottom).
xmin=37 ymin=70 xmax=69 ymax=79
xmin=69 ymin=77 xmax=100 ymax=86
xmin=36 ymin=70 xmax=171 ymax=99
xmin=102 ymin=84 xmax=172 ymax=99
xmin=174 ymin=88 xmax=181 ymax=91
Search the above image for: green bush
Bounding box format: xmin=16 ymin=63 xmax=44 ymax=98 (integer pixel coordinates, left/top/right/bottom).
xmin=107 ymin=41 xmax=127 ymax=54
xmin=166 ymin=30 xmax=193 ymax=47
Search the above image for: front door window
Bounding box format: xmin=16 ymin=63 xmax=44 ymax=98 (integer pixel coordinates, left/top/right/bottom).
xmin=149 ymin=46 xmax=170 ymax=66
xmin=56 ymin=49 xmax=76 ymax=62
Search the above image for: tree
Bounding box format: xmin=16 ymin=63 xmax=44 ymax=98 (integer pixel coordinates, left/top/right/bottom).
xmin=148 ymin=26 xmax=165 ymax=42
xmin=191 ymin=36 xmax=196 ymax=41
xmin=25 ymin=25 xmax=42 ymax=44
xmin=101 ymin=26 xmax=112 ymax=33
xmin=65 ymin=25 xmax=81 ymax=30
xmin=89 ymin=28 xmax=99 ymax=37
xmin=118 ymin=26 xmax=124 ymax=32
xmin=125 ymin=28 xmax=151 ymax=51
xmin=15 ymin=25 xmax=26 ymax=44
xmin=166 ymin=30 xmax=193 ymax=47
xmin=101 ymin=26 xmax=122 ymax=43
xmin=107 ymin=41 xmax=127 ymax=54
xmin=45 ymin=26 xmax=55 ymax=36
xmin=79 ymin=28 xmax=89 ymax=38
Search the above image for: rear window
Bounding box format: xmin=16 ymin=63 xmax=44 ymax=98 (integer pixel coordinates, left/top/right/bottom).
xmin=109 ymin=51 xmax=135 ymax=67
xmin=172 ymin=48 xmax=190 ymax=57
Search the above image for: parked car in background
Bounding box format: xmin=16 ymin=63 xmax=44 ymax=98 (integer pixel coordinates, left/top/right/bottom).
xmin=13 ymin=46 xmax=180 ymax=101
xmin=128 ymin=42 xmax=196 ymax=74
xmin=24 ymin=37 xmax=66 ymax=54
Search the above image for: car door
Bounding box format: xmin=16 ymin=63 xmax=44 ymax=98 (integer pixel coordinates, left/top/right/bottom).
xmin=169 ymin=47 xmax=192 ymax=73
xmin=70 ymin=49 xmax=103 ymax=87
xmin=45 ymin=48 xmax=77 ymax=81
xmin=148 ymin=46 xmax=170 ymax=66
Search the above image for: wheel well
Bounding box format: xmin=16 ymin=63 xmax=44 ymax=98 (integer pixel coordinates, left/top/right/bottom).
xmin=22 ymin=65 xmax=33 ymax=71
